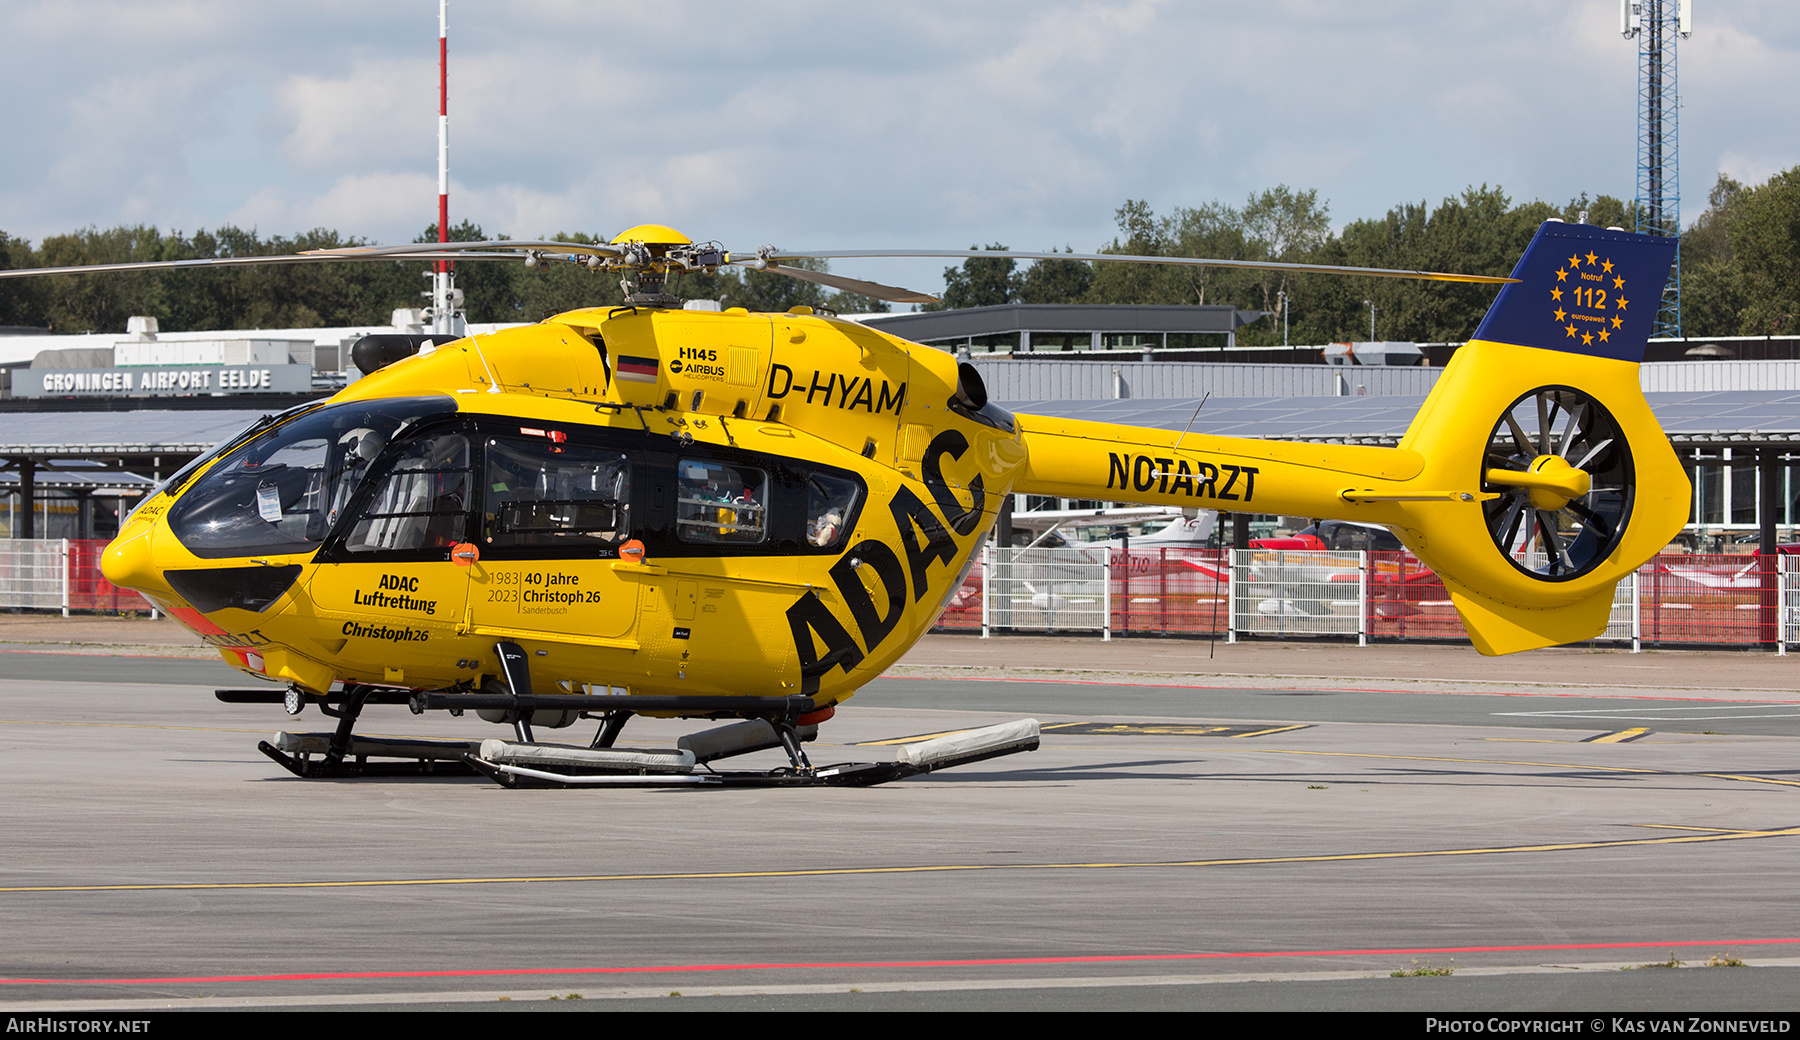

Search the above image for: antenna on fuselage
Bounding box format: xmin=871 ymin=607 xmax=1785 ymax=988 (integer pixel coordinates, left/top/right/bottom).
xmin=1171 ymin=393 xmax=1211 ymax=456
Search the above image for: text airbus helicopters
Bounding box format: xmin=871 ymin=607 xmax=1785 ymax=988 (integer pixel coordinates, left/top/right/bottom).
xmin=2 ymin=220 xmax=1686 ymax=786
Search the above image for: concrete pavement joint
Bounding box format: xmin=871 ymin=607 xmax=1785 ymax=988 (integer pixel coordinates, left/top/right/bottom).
xmin=6 ymin=959 xmax=1799 ymax=1011
xmin=882 ymin=664 xmax=1800 ymax=701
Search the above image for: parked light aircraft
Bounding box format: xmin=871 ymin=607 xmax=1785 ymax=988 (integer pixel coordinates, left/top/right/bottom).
xmin=945 ymin=506 xmax=1217 ymax=615
xmin=1006 ymin=506 xmax=1217 ymax=551
xmin=0 ymin=221 xmax=1685 ymax=785
xmin=1234 ymin=520 xmax=1440 ymax=618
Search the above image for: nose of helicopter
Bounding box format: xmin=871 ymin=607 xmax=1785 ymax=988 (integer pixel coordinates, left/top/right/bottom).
xmin=100 ymin=526 xmax=172 ymax=599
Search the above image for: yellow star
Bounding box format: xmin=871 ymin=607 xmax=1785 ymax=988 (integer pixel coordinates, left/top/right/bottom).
xmin=1599 ymin=328 xmax=1611 ymax=342
xmin=1551 ymin=287 xmax=1563 ymax=301
xmin=1586 ymin=250 xmax=1598 ymax=266
xmin=1617 ymin=296 xmax=1628 ymax=310
xmin=1582 ymin=331 xmax=1593 ymax=345
xmin=1567 ymin=253 xmax=1581 ymax=269
xmin=1613 ymin=275 xmax=1624 ymax=289
xmin=1565 ymin=325 xmax=1578 ymax=338
xmin=1602 ymin=258 xmax=1614 ymax=273
xmin=1612 ymin=316 xmax=1623 ymax=329
xmin=1556 ymin=268 xmax=1568 ymax=282
xmin=1554 ymin=307 xmax=1567 ymax=322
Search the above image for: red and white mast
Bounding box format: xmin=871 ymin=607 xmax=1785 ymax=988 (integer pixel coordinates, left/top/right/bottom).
xmin=430 ymin=0 xmax=460 ymax=335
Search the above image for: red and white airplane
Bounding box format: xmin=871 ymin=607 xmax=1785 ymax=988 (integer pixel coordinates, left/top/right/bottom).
xmin=944 ymin=506 xmax=1217 ymax=613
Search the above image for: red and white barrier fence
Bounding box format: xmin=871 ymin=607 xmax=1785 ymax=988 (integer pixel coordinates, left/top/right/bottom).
xmin=0 ymin=540 xmax=154 ymax=616
xmin=939 ymin=546 xmax=1800 ymax=652
xmin=6 ymin=537 xmax=1792 ymax=649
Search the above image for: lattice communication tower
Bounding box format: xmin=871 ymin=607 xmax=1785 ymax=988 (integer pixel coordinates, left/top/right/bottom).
xmin=1622 ymin=0 xmax=1691 ymax=337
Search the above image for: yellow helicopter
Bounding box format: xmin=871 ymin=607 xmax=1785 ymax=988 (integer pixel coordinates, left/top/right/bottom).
xmin=4 ymin=220 xmax=1686 ymax=786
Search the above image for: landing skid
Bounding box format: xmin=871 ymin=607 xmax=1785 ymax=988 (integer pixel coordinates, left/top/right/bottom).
xmin=239 ymin=638 xmax=1040 ymax=786
xmin=249 ymin=682 xmax=480 ymax=778
xmin=255 ymin=719 xmax=1041 ymax=787
xmin=462 ymin=719 xmax=1042 ymax=788
xmin=257 ymin=732 xmax=480 ymax=778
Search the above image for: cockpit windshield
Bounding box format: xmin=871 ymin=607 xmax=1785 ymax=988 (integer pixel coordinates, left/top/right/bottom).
xmin=167 ymin=397 xmax=456 ymax=559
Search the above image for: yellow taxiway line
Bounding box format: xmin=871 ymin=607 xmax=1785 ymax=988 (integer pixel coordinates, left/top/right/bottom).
xmin=4 ymin=824 xmax=1797 ymax=896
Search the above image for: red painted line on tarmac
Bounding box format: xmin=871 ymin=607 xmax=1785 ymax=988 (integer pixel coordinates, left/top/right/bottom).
xmin=7 ymin=937 xmax=1798 ymax=987
xmin=7 ymin=650 xmax=1791 ymax=703
xmin=892 ymin=673 xmax=1303 ymax=691
xmin=0 ymin=650 xmax=197 ymax=661
xmin=891 ymin=673 xmax=1440 ymax=695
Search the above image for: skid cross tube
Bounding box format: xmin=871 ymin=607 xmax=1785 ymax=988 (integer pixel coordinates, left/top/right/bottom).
xmin=216 ymin=687 xmax=414 ymax=707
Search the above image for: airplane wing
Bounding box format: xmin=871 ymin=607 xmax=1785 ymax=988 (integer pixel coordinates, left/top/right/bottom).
xmin=1007 ymin=505 xmax=1191 ymax=531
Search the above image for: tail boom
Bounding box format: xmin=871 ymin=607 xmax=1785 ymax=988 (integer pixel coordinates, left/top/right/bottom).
xmin=1013 ymin=414 xmax=1425 ymax=519
xmin=1010 ymin=222 xmax=1688 ymax=655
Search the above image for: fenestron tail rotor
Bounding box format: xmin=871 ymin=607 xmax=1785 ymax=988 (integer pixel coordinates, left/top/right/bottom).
xmin=1480 ymin=386 xmax=1634 ymax=581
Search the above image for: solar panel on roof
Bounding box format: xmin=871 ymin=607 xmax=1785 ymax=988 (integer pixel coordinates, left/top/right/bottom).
xmin=1000 ymin=391 xmax=1800 ymax=446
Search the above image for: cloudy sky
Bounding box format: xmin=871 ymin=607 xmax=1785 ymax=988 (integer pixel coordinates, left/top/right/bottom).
xmin=1 ymin=1 xmax=1794 ymax=297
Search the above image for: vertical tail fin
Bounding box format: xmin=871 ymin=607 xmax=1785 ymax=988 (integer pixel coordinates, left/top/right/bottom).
xmin=1388 ymin=221 xmax=1686 ymax=653
xmin=1470 ymin=219 xmax=1675 ymax=363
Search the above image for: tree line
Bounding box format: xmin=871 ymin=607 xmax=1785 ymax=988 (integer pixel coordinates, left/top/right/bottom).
xmin=0 ymin=222 xmax=885 ymax=334
xmin=3 ymin=168 xmax=1795 ymax=342
xmin=930 ymin=171 xmax=1800 ymax=345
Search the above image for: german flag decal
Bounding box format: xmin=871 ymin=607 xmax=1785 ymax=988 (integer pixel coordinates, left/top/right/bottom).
xmin=617 ymin=355 xmax=659 ymax=382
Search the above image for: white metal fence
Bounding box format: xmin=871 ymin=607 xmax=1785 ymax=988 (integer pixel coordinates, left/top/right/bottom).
xmin=1228 ymin=549 xmax=1368 ymax=644
xmin=7 ymin=535 xmax=1798 ymax=647
xmin=1787 ymin=563 xmax=1800 ymax=650
xmin=0 ymin=538 xmax=155 ymax=615
xmin=0 ymin=539 xmax=69 ymax=613
xmin=960 ymin=547 xmax=1800 ymax=653
xmin=981 ymin=546 xmax=1112 ymax=638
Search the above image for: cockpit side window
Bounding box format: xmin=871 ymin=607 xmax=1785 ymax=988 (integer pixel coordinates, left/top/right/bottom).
xmin=343 ymin=431 xmax=472 ymax=554
xmin=167 ymin=397 xmax=455 ymax=559
xmin=1326 ymin=523 xmax=1362 ymax=551
xmin=1323 ymin=522 xmax=1404 ymax=553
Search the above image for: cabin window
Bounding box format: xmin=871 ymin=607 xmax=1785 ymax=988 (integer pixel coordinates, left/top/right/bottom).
xmin=675 ymin=459 xmax=767 ymax=544
xmin=804 ymin=473 xmax=859 ymax=549
xmin=482 ymin=437 xmax=630 ymax=548
xmin=342 ymin=431 xmax=471 ymax=553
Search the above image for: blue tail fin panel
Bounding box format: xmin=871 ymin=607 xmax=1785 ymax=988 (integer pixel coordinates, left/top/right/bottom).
xmin=1471 ymin=222 xmax=1677 ymax=364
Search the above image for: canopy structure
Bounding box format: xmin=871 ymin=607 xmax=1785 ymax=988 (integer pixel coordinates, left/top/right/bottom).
xmin=864 ymin=304 xmax=1270 ymax=359
xmin=1005 ymin=390 xmax=1800 ymax=448
xmin=0 ymin=409 xmax=265 ymax=538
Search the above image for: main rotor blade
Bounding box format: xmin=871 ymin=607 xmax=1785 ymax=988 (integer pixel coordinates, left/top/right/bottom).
xmin=0 ymin=237 xmax=624 ymax=280
xmin=730 ymin=261 xmax=939 ymax=304
xmin=307 ymin=239 xmax=625 ymax=259
xmin=762 ymin=248 xmax=1518 ymax=285
xmin=0 ymin=240 xmax=1512 ymax=288
xmin=0 ymin=250 xmax=527 ymax=280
